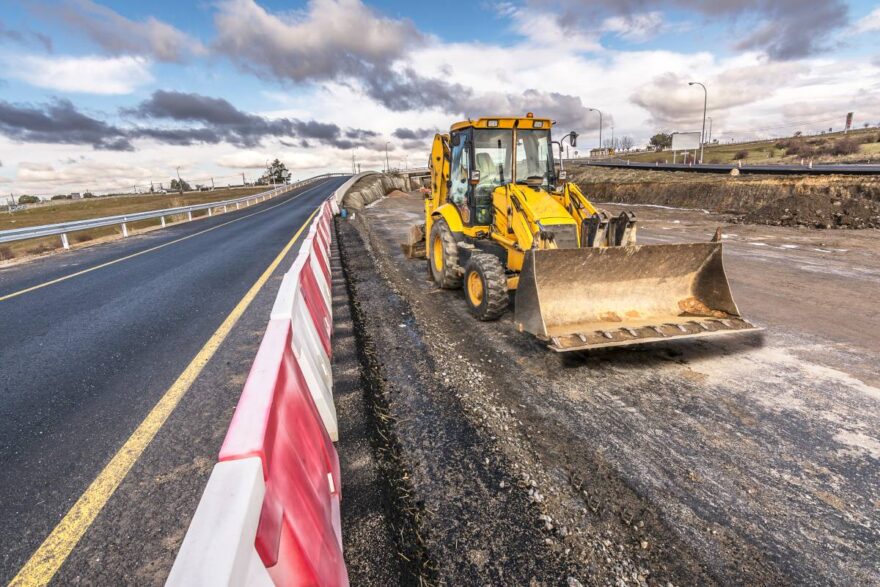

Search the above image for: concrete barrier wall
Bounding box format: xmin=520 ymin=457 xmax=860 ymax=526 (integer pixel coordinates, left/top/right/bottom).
xmin=337 ymin=172 xmax=406 ymax=211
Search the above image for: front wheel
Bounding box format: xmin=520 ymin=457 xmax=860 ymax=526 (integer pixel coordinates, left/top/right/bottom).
xmin=463 ymin=253 xmax=509 ymax=321
xmin=429 ymin=219 xmax=462 ymax=289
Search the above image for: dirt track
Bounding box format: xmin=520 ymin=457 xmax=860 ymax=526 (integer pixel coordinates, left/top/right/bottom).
xmin=337 ymin=192 xmax=879 ymax=585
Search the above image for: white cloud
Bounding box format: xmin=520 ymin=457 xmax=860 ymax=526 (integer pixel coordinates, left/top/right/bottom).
xmin=601 ymin=11 xmax=665 ymax=42
xmin=216 ymin=150 xmax=325 ymax=170
xmin=50 ymin=0 xmax=204 ymax=62
xmin=3 ymin=1 xmax=879 ymax=193
xmin=853 ymin=7 xmax=880 ymax=33
xmin=214 ymin=0 xmax=419 ymax=81
xmin=6 ymin=54 xmax=153 ymax=95
xmin=503 ymin=3 xmax=601 ymax=52
xmin=216 ymin=151 xmax=272 ymax=169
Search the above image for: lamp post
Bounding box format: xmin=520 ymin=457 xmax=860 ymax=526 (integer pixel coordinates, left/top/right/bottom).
xmin=707 ymin=116 xmax=713 ymax=144
xmin=688 ymin=81 xmax=707 ymax=164
xmin=588 ymin=108 xmax=603 ymax=151
xmin=385 ymin=141 xmax=390 ymax=173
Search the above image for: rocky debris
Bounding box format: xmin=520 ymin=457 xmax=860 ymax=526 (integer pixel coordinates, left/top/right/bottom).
xmin=736 ymin=192 xmax=880 ymax=229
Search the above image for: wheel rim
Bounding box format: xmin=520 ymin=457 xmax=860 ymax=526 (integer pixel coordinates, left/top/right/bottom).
xmin=467 ymin=271 xmax=484 ymax=306
xmin=432 ymin=236 xmax=444 ymax=272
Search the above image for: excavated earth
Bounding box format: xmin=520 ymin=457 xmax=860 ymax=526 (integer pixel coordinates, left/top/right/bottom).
xmin=336 ymin=191 xmax=880 ymax=586
xmin=569 ymin=166 xmax=880 ymax=229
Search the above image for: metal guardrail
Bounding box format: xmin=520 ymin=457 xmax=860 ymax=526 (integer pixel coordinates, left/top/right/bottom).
xmin=0 ymin=173 xmax=346 ymax=249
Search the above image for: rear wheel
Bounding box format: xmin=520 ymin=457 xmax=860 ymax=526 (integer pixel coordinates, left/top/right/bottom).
xmin=429 ymin=219 xmax=462 ymax=289
xmin=464 ymin=253 xmax=509 ymax=320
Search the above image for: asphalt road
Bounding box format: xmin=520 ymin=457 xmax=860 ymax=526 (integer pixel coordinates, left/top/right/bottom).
xmin=0 ymin=176 xmax=348 ymax=583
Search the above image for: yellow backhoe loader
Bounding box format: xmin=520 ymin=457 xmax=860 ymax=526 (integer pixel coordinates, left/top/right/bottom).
xmin=411 ymin=114 xmax=757 ymax=351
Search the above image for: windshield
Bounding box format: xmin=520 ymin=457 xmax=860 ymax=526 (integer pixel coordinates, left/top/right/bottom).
xmin=473 ymin=129 xmax=513 ymax=190
xmin=515 ymin=129 xmax=553 ymax=186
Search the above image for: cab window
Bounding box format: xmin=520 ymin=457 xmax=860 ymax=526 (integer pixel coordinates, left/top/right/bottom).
xmin=449 ymin=133 xmax=470 ymax=205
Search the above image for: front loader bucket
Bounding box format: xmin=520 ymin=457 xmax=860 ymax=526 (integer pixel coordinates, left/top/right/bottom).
xmin=514 ymin=243 xmax=759 ymax=352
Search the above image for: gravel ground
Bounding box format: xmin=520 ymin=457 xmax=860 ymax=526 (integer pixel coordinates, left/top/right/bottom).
xmin=337 ymin=192 xmax=880 ymax=586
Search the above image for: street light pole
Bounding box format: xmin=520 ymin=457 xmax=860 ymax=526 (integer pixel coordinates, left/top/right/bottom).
xmin=707 ymin=116 xmax=713 ymax=143
xmin=688 ymin=81 xmax=707 ymax=164
xmin=588 ymin=108 xmax=603 ymax=150
xmin=385 ymin=141 xmax=390 ymax=173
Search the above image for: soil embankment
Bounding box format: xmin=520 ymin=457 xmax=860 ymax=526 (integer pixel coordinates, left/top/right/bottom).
xmin=570 ymin=166 xmax=880 ymax=229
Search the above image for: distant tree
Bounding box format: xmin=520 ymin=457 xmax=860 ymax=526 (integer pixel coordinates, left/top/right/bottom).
xmin=170 ymin=178 xmax=191 ymax=192
xmin=865 ymin=122 xmax=870 ymax=129
xmin=261 ymin=159 xmax=291 ymax=185
xmin=51 ymin=194 xmax=71 ymax=200
xmin=619 ymin=136 xmax=634 ymax=151
xmin=17 ymin=195 xmax=39 ymax=204
xmin=733 ymin=150 xmax=749 ymax=160
xmin=793 ymin=131 xmax=803 ymax=137
xmin=649 ymin=132 xmax=672 ymax=149
xmin=83 ymin=192 xmax=96 ymax=198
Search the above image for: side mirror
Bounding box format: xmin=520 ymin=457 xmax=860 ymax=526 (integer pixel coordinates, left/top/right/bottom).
xmin=469 ymin=169 xmax=481 ymax=184
xmin=558 ymin=170 xmax=567 ymax=181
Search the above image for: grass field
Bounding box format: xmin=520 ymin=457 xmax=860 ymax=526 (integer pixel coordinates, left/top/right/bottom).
xmin=0 ymin=186 xmax=270 ymax=260
xmin=618 ymin=127 xmax=880 ymax=165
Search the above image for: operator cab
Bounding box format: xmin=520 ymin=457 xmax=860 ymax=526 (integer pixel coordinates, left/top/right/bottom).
xmin=447 ymin=115 xmax=558 ymax=227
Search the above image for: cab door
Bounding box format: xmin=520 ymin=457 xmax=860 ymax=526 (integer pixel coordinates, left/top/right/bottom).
xmin=448 ymin=129 xmax=474 ymax=225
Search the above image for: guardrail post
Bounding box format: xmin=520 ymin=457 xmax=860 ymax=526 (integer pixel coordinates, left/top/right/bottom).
xmin=208 ymin=208 xmax=213 ymax=217
xmin=161 ymin=216 xmax=166 ymax=228
xmin=223 ymin=205 xmax=227 ymax=213
xmin=188 ymin=211 xmax=193 ymax=221
xmin=61 ymin=233 xmax=70 ymax=250
xmin=121 ymin=222 xmax=129 ymax=237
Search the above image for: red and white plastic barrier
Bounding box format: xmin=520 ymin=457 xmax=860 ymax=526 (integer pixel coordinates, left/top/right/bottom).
xmin=168 ymin=199 xmax=347 ymax=586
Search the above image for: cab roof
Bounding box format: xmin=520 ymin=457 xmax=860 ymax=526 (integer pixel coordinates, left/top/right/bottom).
xmin=450 ymin=116 xmax=554 ymax=131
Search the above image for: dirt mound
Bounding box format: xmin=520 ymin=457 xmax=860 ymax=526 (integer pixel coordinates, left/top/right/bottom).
xmin=737 ymin=191 xmax=880 ymax=228
xmin=570 ymin=166 xmax=880 ymax=229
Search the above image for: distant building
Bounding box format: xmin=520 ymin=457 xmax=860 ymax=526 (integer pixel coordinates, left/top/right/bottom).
xmin=589 ymin=148 xmax=614 ymax=158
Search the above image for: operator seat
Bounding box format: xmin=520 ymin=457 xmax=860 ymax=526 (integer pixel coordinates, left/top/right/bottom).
xmin=474 ymin=153 xmax=496 ymax=224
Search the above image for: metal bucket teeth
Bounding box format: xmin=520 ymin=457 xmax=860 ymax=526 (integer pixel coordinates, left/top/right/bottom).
xmin=544 ymin=317 xmax=760 ymax=352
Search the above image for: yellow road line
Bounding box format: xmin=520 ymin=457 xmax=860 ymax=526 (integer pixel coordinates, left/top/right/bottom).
xmin=0 ymin=183 xmax=323 ymax=303
xmin=8 ymin=206 xmax=321 ymax=587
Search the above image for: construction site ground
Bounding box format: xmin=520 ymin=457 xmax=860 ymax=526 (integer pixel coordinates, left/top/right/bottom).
xmin=334 ymin=191 xmax=879 ymax=586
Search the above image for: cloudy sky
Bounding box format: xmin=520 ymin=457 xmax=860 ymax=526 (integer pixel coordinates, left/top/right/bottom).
xmin=0 ymin=0 xmax=878 ymax=195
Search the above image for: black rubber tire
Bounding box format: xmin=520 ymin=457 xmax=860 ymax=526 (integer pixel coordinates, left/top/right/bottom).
xmin=463 ymin=253 xmax=509 ymax=321
xmin=428 ymin=219 xmax=462 ymax=289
